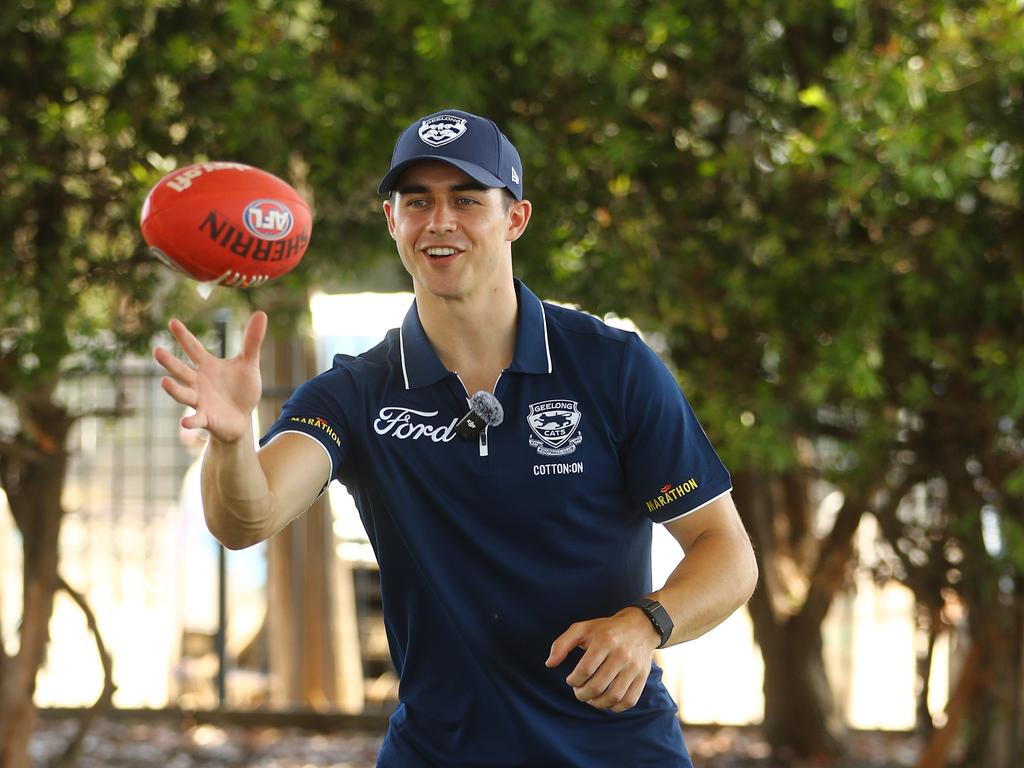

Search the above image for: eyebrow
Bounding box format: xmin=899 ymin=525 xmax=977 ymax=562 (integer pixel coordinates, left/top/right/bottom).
xmin=396 ymin=182 xmax=492 ymax=195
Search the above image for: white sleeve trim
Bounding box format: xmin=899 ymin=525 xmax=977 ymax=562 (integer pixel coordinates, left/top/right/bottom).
xmin=262 ymin=429 xmax=334 ymax=494
xmin=657 ymin=486 xmax=732 ymax=525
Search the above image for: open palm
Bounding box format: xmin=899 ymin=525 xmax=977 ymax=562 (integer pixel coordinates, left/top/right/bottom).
xmin=153 ymin=312 xmax=267 ymax=443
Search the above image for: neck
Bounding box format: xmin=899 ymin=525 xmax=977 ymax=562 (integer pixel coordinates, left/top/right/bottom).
xmin=415 ymin=280 xmax=518 ymax=382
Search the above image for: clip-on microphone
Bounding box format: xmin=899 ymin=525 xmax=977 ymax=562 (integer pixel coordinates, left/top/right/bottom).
xmin=455 ymin=390 xmax=504 ymax=440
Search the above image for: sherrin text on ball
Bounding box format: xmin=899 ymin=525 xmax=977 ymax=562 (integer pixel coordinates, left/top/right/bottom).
xmin=140 ymin=161 xmax=312 ymax=288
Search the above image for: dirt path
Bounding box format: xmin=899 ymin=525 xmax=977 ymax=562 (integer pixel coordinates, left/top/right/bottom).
xmin=30 ymin=717 xmax=921 ymax=767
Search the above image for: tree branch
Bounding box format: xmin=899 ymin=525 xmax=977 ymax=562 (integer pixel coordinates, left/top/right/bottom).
xmin=0 ymin=568 xmax=6 ymax=667
xmin=49 ymin=575 xmax=116 ymax=768
xmin=70 ymin=405 xmax=134 ymax=422
xmin=85 ymin=249 xmax=153 ymax=284
xmin=800 ymin=486 xmax=871 ymax=632
xmin=870 ymin=469 xmax=935 ymax=590
xmin=0 ymin=440 xmax=46 ymax=464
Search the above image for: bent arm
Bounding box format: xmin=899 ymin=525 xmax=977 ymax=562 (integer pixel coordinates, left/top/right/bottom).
xmin=201 ymin=428 xmax=330 ymax=550
xmin=649 ymin=492 xmax=758 ymax=646
xmin=545 ymin=491 xmax=757 ymax=711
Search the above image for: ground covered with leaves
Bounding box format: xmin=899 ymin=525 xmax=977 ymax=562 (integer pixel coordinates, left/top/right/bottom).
xmin=31 ymin=717 xmax=921 ymax=767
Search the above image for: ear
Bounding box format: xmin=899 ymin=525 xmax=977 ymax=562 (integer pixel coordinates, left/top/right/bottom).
xmin=383 ymin=198 xmax=398 ymax=240
xmin=506 ymin=199 xmax=532 ymax=243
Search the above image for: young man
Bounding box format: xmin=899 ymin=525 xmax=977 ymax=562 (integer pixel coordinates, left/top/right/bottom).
xmin=154 ymin=108 xmax=757 ymax=767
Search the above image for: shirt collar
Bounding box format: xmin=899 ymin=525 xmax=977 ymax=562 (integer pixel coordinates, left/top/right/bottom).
xmin=398 ymin=278 xmax=552 ymax=390
xmin=506 ymin=279 xmax=553 ymax=376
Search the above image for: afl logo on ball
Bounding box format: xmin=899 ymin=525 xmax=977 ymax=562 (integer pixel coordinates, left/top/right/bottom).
xmin=243 ymin=200 xmax=294 ymax=241
xmin=418 ymin=115 xmax=468 ymax=147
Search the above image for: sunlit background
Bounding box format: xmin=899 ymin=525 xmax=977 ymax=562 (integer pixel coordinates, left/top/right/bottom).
xmin=0 ymin=290 xmax=960 ymax=730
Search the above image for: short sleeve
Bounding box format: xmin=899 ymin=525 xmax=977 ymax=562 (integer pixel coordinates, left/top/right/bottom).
xmin=619 ymin=333 xmax=731 ymax=523
xmin=258 ymin=366 xmax=354 ymax=485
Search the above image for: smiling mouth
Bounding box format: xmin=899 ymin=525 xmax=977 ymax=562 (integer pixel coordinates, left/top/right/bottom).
xmin=424 ymin=247 xmax=459 ymax=260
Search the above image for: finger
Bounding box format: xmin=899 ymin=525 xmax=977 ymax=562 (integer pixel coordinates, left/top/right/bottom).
xmin=565 ymin=645 xmax=609 ymax=689
xmin=608 ymin=676 xmax=647 ymax=713
xmin=168 ymin=318 xmax=211 ymax=364
xmin=240 ymin=311 xmax=267 ymax=364
xmin=546 ymin=623 xmax=587 ymax=668
xmin=586 ymin=669 xmax=633 ymax=709
xmin=572 ymin=657 xmax=618 ymax=702
xmin=154 ymin=346 xmax=196 ymax=384
xmin=160 ymin=376 xmax=197 ymax=408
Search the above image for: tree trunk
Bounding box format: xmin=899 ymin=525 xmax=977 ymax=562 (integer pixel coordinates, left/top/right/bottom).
xmin=259 ymin=330 xmax=360 ymax=709
xmin=914 ymin=602 xmax=940 ymax=737
xmin=49 ymin=577 xmax=116 ymax=768
xmin=733 ymin=469 xmax=850 ymax=760
xmin=758 ymin=619 xmax=845 ymax=760
xmin=266 ymin=495 xmax=341 ymax=708
xmin=915 ymin=631 xmax=984 ymax=768
xmin=0 ymin=395 xmax=73 ymax=768
xmin=958 ymin=603 xmax=1020 ymax=768
xmin=931 ymin=467 xmax=1022 ymax=768
xmin=1011 ymin=582 xmax=1024 ymax=768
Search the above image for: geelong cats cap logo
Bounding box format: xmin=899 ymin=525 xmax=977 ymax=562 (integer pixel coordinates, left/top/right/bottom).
xmin=418 ymin=115 xmax=468 ymax=147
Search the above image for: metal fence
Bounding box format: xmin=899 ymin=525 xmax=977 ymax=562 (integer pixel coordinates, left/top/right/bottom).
xmin=1 ymin=351 xmax=240 ymax=708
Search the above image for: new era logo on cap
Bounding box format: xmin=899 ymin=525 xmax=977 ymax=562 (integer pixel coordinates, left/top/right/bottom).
xmin=378 ymin=108 xmax=525 ymax=200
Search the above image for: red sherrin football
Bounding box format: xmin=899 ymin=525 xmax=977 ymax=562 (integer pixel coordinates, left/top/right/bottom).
xmin=140 ymin=161 xmax=312 ymax=287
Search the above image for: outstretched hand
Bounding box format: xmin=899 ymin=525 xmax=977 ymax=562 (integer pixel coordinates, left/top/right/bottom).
xmin=153 ymin=311 xmax=267 ymax=444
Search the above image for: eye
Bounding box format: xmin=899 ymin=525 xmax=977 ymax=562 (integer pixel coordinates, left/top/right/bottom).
xmin=456 ymin=196 xmax=478 ymax=206
xmin=406 ymin=198 xmax=429 ymax=208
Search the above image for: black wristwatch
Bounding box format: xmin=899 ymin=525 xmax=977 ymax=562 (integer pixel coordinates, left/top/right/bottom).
xmin=628 ymin=598 xmax=673 ymax=648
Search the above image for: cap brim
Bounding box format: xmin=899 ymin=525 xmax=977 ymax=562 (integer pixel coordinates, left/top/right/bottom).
xmin=377 ymin=156 xmax=512 ymax=198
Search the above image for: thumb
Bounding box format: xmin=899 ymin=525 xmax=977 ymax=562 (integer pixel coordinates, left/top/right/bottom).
xmin=546 ymin=623 xmax=587 ymax=668
xmin=241 ymin=311 xmax=268 ymax=364
xmin=181 ymin=409 xmax=208 ymax=431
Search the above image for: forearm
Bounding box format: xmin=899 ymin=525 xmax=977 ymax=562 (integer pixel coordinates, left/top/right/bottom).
xmin=651 ymin=523 xmax=758 ymax=647
xmin=547 ymin=500 xmax=757 ymax=712
xmin=200 ymin=422 xmax=275 ymax=549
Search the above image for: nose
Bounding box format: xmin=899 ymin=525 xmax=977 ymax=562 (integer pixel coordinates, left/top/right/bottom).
xmin=427 ymin=199 xmax=457 ymax=234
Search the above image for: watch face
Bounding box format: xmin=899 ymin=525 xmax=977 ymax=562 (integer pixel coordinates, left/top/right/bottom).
xmin=648 ymin=610 xmax=665 ymax=633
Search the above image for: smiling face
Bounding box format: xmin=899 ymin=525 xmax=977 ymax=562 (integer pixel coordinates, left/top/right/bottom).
xmin=382 ymin=161 xmax=531 ymax=304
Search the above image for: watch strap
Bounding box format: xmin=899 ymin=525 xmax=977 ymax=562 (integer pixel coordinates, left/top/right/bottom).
xmin=628 ymin=598 xmax=673 ymax=648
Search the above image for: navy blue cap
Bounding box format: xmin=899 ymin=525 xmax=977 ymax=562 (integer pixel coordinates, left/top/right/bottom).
xmin=378 ymin=109 xmax=524 ymax=200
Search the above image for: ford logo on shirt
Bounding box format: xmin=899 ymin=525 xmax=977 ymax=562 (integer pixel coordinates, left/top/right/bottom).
xmin=374 ymin=407 xmax=459 ymax=442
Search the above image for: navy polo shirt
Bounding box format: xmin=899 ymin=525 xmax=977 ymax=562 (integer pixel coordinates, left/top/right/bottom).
xmin=261 ymin=279 xmax=732 ymax=767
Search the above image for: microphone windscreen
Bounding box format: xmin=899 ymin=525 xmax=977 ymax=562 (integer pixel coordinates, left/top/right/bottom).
xmin=469 ymin=390 xmax=504 ymax=427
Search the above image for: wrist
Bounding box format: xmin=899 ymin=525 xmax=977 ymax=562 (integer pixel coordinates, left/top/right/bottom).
xmin=626 ymin=598 xmax=674 ymax=649
xmin=207 ymin=419 xmax=255 ymax=451
xmin=625 ymin=606 xmax=662 ymax=649
xmin=209 ymin=433 xmax=247 ymax=450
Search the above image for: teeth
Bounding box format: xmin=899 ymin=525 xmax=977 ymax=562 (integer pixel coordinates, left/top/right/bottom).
xmin=426 ymin=247 xmax=456 ymax=256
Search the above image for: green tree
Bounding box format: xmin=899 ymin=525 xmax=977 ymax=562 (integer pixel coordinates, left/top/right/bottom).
xmin=349 ymin=0 xmax=1024 ymax=762
xmin=0 ymin=2 xmax=393 ymax=764
xmin=4 ymin=1 xmax=1023 ymax=765
xmin=435 ymin=1 xmax=1023 ymax=763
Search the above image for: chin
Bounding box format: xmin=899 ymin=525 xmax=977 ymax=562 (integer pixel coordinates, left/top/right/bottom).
xmin=416 ymin=275 xmax=464 ymax=300
xmin=427 ymin=286 xmax=465 ymax=301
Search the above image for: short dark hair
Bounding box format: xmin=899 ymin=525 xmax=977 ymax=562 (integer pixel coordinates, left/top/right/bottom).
xmin=499 ymin=189 xmax=517 ymax=212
